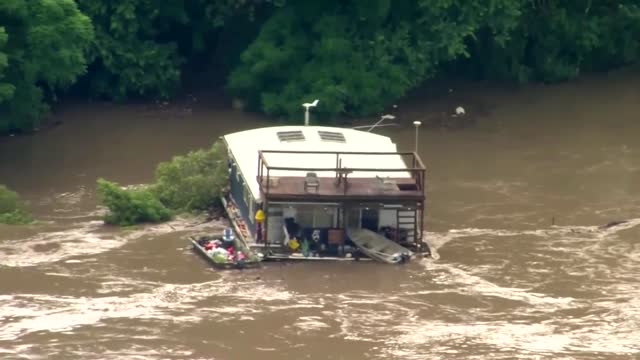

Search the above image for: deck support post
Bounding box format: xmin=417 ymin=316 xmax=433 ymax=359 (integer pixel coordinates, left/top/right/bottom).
xmin=263 ymin=199 xmax=269 ymax=253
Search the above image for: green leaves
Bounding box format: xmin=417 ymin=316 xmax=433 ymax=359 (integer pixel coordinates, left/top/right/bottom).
xmin=0 ymin=0 xmax=93 ymax=134
xmin=0 ymin=184 xmax=32 ymax=225
xmin=97 ymin=179 xmax=172 ymax=226
xmin=0 ymin=27 xmax=15 ymax=104
xmin=97 ymin=141 xmax=229 ymax=226
xmin=154 ymin=141 xmax=229 ymax=212
xmin=2 ymin=0 xmax=640 ymax=133
xmin=76 ymin=0 xmax=184 ymax=100
xmin=27 ymin=0 xmax=94 ymax=86
xmin=228 ymin=1 xmax=488 ymax=120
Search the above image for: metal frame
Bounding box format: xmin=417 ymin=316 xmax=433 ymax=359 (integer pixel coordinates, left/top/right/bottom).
xmin=253 ymin=150 xmax=428 ymax=253
xmin=257 ymin=150 xmax=426 ymax=197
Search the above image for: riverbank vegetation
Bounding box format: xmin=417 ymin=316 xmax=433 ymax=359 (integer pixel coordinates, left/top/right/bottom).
xmin=0 ymin=185 xmax=32 ymax=225
xmin=1 ymin=1 xmax=639 ymax=133
xmin=97 ymin=141 xmax=228 ymax=226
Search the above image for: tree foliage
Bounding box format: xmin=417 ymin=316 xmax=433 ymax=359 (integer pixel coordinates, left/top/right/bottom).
xmin=96 ymin=179 xmax=172 ymax=226
xmin=0 ymin=0 xmax=639 ymax=134
xmin=154 ymin=141 xmax=229 ymax=212
xmin=0 ymin=184 xmax=32 ymax=225
xmin=229 ymin=0 xmax=640 ymax=119
xmin=97 ymin=141 xmax=229 ymax=226
xmin=468 ymin=1 xmax=640 ymax=82
xmin=75 ymin=0 xmax=282 ymax=100
xmin=0 ymin=0 xmax=93 ymax=134
xmin=227 ymin=0 xmax=519 ymax=119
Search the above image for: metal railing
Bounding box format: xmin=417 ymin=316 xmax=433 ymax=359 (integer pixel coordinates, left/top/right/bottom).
xmin=256 ymin=150 xmax=426 ymax=198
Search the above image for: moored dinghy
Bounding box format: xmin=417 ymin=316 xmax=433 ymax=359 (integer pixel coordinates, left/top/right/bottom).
xmin=190 ymin=228 xmax=262 ymax=269
xmin=347 ymin=228 xmax=413 ymax=264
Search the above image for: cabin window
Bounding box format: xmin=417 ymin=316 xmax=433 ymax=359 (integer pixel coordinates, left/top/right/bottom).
xmin=345 ymin=208 xmax=360 ymax=228
xmin=317 ymin=131 xmax=346 ymax=143
xmin=295 ymin=206 xmax=336 ymax=228
xmin=277 ymin=130 xmax=305 ymax=142
xmin=296 ymin=208 xmax=314 ymax=228
xmin=314 ymin=207 xmax=335 ymax=228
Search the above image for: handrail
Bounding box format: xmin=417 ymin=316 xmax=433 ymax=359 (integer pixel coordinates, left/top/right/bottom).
xmin=260 ymin=149 xmax=421 ymax=157
xmin=266 ymin=166 xmax=424 ymax=172
xmin=258 ymin=150 xmax=426 ymax=170
xmin=256 ymin=149 xmax=427 ymax=196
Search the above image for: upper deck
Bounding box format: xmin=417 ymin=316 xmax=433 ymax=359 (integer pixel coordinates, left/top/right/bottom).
xmin=223 ymin=125 xmax=427 ymax=202
xmin=257 ymin=150 xmax=426 ymax=202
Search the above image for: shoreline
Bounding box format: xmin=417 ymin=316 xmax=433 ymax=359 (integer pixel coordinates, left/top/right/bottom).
xmin=1 ymin=64 xmax=638 ymax=141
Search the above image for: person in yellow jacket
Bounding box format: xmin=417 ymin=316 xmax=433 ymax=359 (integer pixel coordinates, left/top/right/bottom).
xmin=255 ymin=207 xmax=265 ymax=243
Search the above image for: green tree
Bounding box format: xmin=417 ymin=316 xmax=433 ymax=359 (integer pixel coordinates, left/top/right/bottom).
xmin=467 ymin=1 xmax=640 ymax=82
xmin=227 ymin=0 xmax=522 ymax=120
xmin=0 ymin=0 xmax=93 ymax=134
xmin=76 ymin=0 xmax=283 ymax=100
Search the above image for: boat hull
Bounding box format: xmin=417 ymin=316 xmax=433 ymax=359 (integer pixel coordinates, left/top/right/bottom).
xmin=347 ymin=228 xmax=413 ymax=264
xmin=190 ymin=235 xmax=261 ymax=270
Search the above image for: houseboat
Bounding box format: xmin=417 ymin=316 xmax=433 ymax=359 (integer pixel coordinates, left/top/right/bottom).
xmin=220 ymin=124 xmax=429 ymax=261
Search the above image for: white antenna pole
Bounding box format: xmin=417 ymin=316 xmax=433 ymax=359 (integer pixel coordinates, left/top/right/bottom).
xmin=367 ymin=114 xmax=395 ymax=132
xmin=304 ymin=107 xmax=309 ymax=126
xmin=302 ymin=99 xmax=319 ymax=126
xmin=413 ymin=121 xmax=422 ymax=153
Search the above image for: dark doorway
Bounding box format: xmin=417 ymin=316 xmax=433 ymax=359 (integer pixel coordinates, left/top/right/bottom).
xmin=361 ymin=208 xmax=379 ymax=232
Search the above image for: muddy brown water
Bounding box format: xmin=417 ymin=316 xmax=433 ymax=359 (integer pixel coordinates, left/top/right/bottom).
xmin=1 ymin=70 xmax=640 ymax=359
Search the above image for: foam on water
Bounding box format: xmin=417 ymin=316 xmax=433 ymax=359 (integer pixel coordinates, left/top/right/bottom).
xmin=0 ymin=277 xmax=295 ymax=341
xmin=2 ymin=198 xmax=640 ymax=359
xmin=0 ymin=217 xmax=221 ymax=267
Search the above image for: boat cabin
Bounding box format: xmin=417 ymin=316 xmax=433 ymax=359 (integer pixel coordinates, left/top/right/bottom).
xmin=221 ymin=125 xmax=428 ymax=259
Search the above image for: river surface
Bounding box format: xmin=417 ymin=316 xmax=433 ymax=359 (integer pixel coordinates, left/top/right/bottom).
xmin=1 ymin=70 xmax=639 ymax=359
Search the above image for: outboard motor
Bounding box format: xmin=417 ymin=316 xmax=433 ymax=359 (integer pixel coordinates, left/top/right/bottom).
xmin=223 ymin=228 xmax=235 ymax=244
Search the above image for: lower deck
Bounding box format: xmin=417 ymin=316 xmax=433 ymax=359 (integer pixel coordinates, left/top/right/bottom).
xmin=222 ymin=194 xmax=429 ymax=261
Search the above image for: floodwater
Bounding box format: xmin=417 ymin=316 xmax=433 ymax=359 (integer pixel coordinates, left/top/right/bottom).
xmin=1 ymin=70 xmax=640 ymax=359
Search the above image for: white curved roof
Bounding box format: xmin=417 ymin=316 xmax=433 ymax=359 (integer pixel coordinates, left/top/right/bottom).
xmin=223 ymin=126 xmax=412 ymax=200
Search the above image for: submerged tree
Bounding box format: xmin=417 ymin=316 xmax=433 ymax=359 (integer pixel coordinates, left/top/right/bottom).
xmin=0 ymin=184 xmax=31 ymax=225
xmin=97 ymin=141 xmax=229 ymax=226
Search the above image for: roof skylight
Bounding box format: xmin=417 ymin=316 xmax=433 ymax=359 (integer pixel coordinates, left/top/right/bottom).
xmin=277 ymin=130 xmax=306 ymax=142
xmin=318 ymin=131 xmax=346 ymax=143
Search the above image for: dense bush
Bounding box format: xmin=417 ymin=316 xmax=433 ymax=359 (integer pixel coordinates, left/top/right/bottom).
xmin=96 ymin=179 xmax=172 ymax=226
xmin=96 ymin=141 xmax=228 ymax=226
xmin=154 ymin=141 xmax=229 ymax=211
xmin=0 ymin=185 xmax=32 ymax=225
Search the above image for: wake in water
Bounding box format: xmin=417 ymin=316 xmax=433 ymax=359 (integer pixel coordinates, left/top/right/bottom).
xmin=1 ymin=202 xmax=639 ymax=359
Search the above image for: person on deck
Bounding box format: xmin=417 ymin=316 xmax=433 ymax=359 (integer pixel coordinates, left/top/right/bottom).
xmin=255 ymin=206 xmax=265 ymax=243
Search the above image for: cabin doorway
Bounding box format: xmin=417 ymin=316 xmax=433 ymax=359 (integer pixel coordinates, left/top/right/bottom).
xmin=361 ymin=209 xmax=379 ymax=232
